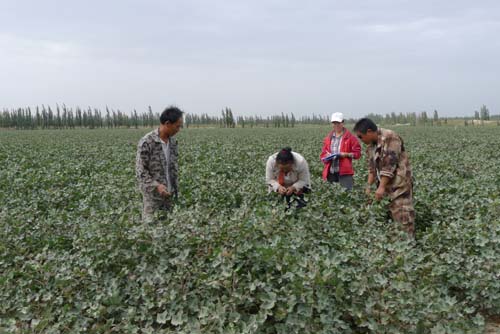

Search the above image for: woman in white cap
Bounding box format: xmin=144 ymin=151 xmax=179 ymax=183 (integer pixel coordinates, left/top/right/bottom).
xmin=320 ymin=112 xmax=361 ymax=190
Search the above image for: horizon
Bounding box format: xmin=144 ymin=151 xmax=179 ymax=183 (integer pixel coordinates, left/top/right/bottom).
xmin=2 ymin=103 xmax=498 ymax=122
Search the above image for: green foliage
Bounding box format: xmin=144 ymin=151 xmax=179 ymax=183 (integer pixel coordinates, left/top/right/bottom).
xmin=0 ymin=126 xmax=499 ymax=333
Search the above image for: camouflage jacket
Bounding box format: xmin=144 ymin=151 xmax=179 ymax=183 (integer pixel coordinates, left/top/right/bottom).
xmin=136 ymin=129 xmax=179 ymax=197
xmin=366 ymin=128 xmax=412 ymax=199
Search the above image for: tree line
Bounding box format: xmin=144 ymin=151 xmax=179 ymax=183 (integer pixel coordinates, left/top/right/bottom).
xmin=0 ymin=104 xmax=496 ymax=130
xmin=362 ymin=105 xmax=497 ymax=126
xmin=0 ymin=105 xmax=160 ymax=130
xmin=0 ymin=105 xmax=305 ymax=130
xmin=185 ymin=107 xmax=300 ymax=128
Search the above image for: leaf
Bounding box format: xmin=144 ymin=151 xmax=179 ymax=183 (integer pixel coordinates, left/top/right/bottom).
xmin=171 ymin=309 xmax=185 ymax=326
xmin=260 ymin=291 xmax=277 ymax=310
xmin=156 ymin=310 xmax=169 ymax=324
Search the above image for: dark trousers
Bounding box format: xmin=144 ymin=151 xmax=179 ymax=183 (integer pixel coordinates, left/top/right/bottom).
xmin=327 ymin=172 xmax=353 ymax=190
xmin=283 ymin=187 xmax=311 ymax=209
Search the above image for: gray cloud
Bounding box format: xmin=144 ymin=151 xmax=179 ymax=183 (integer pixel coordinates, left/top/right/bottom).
xmin=0 ymin=0 xmax=499 ymax=117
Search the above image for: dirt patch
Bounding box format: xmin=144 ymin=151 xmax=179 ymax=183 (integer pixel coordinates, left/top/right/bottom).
xmin=485 ymin=315 xmax=500 ymax=334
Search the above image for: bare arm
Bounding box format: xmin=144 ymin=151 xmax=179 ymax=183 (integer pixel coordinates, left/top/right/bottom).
xmin=265 ymin=156 xmax=281 ymax=192
xmin=375 ymin=176 xmax=390 ymax=201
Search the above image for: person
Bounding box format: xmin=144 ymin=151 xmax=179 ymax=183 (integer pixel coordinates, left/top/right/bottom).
xmin=353 ymin=118 xmax=415 ymax=238
xmin=320 ymin=112 xmax=361 ymax=190
xmin=136 ymin=106 xmax=183 ymax=222
xmin=266 ymin=147 xmax=311 ymax=208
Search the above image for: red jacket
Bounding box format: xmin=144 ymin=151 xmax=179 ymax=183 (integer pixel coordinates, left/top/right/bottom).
xmin=320 ymin=128 xmax=362 ymax=179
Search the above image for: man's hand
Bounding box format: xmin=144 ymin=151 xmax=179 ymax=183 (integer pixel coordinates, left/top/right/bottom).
xmin=365 ymin=185 xmax=372 ymax=196
xmin=285 ymin=186 xmax=296 ymax=196
xmin=278 ymin=186 xmax=287 ymax=195
xmin=156 ymin=184 xmax=171 ymax=197
xmin=374 ymin=176 xmax=390 ymax=201
xmin=374 ymin=186 xmax=385 ymax=201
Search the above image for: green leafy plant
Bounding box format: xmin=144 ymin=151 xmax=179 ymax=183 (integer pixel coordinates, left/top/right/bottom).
xmin=0 ymin=126 xmax=498 ymax=333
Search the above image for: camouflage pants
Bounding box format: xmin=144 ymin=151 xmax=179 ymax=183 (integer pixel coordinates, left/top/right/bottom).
xmin=389 ymin=191 xmax=415 ymax=238
xmin=142 ymin=194 xmax=172 ymax=223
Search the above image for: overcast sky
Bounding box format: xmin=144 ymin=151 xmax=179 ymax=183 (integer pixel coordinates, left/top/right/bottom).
xmin=1 ymin=0 xmax=499 ymax=118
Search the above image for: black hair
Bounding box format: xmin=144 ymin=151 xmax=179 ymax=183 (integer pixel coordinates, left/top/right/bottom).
xmin=353 ymin=118 xmax=378 ymax=134
xmin=160 ymin=106 xmax=184 ymax=124
xmin=276 ymin=147 xmax=294 ymax=164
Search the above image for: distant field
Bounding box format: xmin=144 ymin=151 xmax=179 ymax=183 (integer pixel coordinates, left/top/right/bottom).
xmin=1 ymin=126 xmax=499 ymax=333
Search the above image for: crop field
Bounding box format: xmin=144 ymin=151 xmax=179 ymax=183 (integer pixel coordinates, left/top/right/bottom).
xmin=0 ymin=125 xmax=499 ymax=333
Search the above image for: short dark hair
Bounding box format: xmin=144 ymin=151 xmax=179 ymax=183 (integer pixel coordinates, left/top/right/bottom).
xmin=160 ymin=106 xmax=184 ymax=124
xmin=276 ymin=147 xmax=294 ymax=164
xmin=353 ymin=118 xmax=378 ymax=134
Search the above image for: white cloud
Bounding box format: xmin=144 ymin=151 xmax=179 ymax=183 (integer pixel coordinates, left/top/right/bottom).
xmin=357 ymin=17 xmax=448 ymax=35
xmin=0 ymin=33 xmax=85 ymax=65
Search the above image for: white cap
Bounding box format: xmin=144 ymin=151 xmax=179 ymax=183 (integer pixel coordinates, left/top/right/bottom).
xmin=330 ymin=112 xmax=344 ymax=123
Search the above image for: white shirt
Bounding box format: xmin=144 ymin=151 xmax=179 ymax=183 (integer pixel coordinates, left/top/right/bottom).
xmin=265 ymin=152 xmax=311 ymax=192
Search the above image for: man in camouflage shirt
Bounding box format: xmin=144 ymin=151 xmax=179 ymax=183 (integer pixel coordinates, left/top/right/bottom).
xmin=136 ymin=106 xmax=183 ymax=222
xmin=354 ymin=118 xmax=415 ymax=238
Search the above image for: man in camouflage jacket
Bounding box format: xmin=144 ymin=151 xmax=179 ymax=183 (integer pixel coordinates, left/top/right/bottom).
xmin=354 ymin=118 xmax=415 ymax=238
xmin=136 ymin=106 xmax=183 ymax=222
